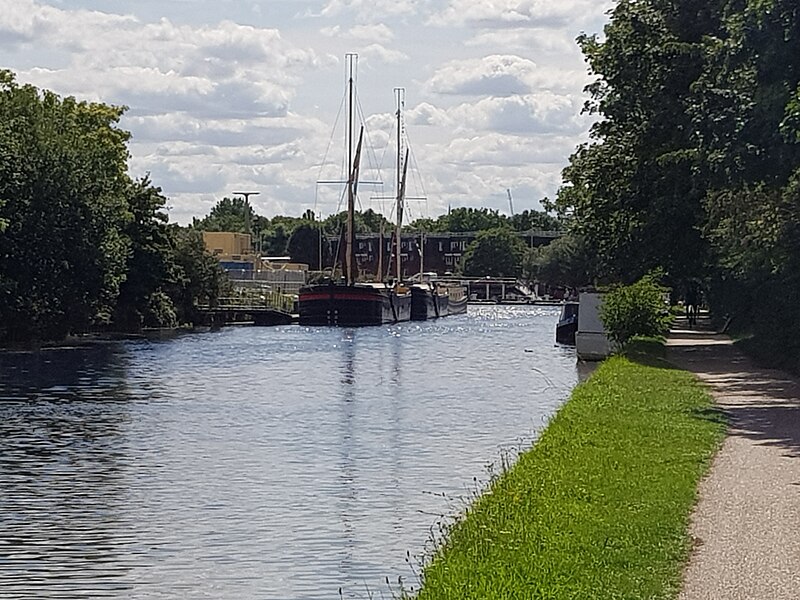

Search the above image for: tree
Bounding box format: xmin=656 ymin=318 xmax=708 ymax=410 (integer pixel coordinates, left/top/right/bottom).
xmin=692 ymin=0 xmax=800 ymax=353
xmin=523 ymin=234 xmax=595 ymax=289
xmin=509 ymin=209 xmax=562 ymax=233
xmin=461 ymin=228 xmax=526 ymax=278
xmin=0 ymin=70 xmax=131 ymax=342
xmin=556 ymin=0 xmax=723 ymax=283
xmin=599 ymin=273 xmax=672 ymax=348
xmin=443 ymin=207 xmax=507 ymax=232
xmin=287 ymin=223 xmax=322 ymax=269
xmin=113 ymin=177 xmax=177 ymax=331
xmin=404 ymin=216 xmax=438 ymax=233
xmin=322 ymin=210 xmax=390 ymax=235
xmin=548 ymin=0 xmax=800 ymax=365
xmin=193 ymin=196 xmax=254 ymax=233
xmin=170 ymin=227 xmax=230 ymax=324
xmin=261 ymin=223 xmax=290 ymax=256
xmin=360 ymin=208 xmax=393 ymax=233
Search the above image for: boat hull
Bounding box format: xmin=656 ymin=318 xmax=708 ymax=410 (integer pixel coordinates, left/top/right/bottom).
xmin=441 ymin=282 xmax=468 ymax=316
xmin=446 ymin=295 xmax=468 ymax=315
xmin=410 ymin=283 xmax=468 ymax=320
xmin=556 ymin=317 xmax=578 ymax=345
xmin=555 ymin=302 xmax=579 ymax=345
xmin=411 ymin=286 xmax=450 ymax=320
xmin=298 ymin=283 xmax=411 ymax=326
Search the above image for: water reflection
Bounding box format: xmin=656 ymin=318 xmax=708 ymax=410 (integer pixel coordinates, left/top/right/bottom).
xmin=340 ymin=332 xmax=356 ymax=389
xmin=0 ymin=306 xmax=578 ymax=599
xmin=0 ymin=346 xmax=135 ymax=598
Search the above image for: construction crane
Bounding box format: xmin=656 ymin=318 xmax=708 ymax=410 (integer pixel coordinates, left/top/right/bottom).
xmin=506 ymin=188 xmax=514 ymax=216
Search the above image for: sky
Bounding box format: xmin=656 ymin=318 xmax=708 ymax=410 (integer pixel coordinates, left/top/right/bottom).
xmin=0 ymin=0 xmax=613 ymax=225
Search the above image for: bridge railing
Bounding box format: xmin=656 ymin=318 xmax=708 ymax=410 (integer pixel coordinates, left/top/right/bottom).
xmin=202 ymin=290 xmax=295 ymax=314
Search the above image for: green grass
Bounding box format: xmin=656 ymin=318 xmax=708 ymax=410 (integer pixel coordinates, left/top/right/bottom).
xmin=416 ymin=349 xmax=725 ymax=600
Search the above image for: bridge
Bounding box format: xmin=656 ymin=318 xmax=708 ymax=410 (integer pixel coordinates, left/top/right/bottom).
xmin=197 ymin=293 xmax=297 ymax=326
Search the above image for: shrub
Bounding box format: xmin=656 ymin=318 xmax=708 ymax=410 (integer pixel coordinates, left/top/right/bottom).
xmin=600 ymin=274 xmax=672 ymax=348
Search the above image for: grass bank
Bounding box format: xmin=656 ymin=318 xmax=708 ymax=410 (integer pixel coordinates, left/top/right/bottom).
xmin=416 ymin=344 xmax=724 ymax=600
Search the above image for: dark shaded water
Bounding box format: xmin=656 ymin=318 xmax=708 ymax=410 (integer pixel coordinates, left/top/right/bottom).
xmin=0 ymin=305 xmax=577 ymax=599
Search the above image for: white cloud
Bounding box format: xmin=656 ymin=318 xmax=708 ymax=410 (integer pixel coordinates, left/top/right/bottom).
xmin=406 ymin=102 xmax=451 ymax=127
xmin=427 ymin=55 xmax=537 ymax=96
xmin=2 ymin=5 xmax=320 ymax=120
xmin=0 ymin=0 xmax=135 ymax=43
xmin=317 ymin=0 xmax=421 ymax=20
xmin=455 ymin=93 xmax=587 ymax=135
xmin=465 ymin=27 xmax=577 ymax=56
xmin=402 ymin=94 xmax=586 ymax=137
xmin=1 ymin=0 xmax=612 ymax=222
xmin=429 ymin=0 xmax=611 ymax=30
xmin=359 ymin=43 xmax=409 ymax=65
xmin=425 ymin=55 xmax=586 ymax=98
xmin=321 ymin=23 xmax=395 ymax=43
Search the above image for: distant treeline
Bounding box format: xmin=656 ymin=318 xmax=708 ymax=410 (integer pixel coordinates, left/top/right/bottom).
xmin=193 ymin=196 xmax=564 ymax=274
xmin=550 ymin=0 xmax=800 ymax=369
xmin=192 ymin=197 xmax=562 ymax=252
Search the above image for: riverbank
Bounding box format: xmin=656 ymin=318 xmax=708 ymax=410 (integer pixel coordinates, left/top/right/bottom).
xmin=416 ymin=341 xmax=725 ymax=599
xmin=0 ymin=327 xmax=198 ymax=351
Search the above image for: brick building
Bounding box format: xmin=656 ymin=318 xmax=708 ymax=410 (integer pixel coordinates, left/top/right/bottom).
xmin=322 ymin=230 xmax=561 ymax=279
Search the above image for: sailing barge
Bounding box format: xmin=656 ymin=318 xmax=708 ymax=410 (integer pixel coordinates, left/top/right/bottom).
xmin=298 ymin=55 xmax=412 ymax=326
xmin=298 ymin=55 xmax=465 ymax=326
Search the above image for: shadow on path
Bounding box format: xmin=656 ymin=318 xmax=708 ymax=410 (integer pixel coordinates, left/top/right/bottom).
xmin=669 ymin=323 xmax=800 ymax=460
xmin=668 ymin=316 xmax=800 ymax=599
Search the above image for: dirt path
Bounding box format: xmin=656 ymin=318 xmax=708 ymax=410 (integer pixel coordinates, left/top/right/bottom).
xmin=667 ymin=317 xmax=800 ymax=599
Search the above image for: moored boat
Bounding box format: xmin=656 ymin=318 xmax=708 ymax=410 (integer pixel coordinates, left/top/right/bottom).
xmin=442 ymin=281 xmax=468 ymax=315
xmin=409 ymin=276 xmax=467 ymax=320
xmin=555 ymin=301 xmax=579 ymax=345
xmin=410 ymin=282 xmax=448 ymax=320
xmin=299 ymin=280 xmax=411 ymax=326
xmin=298 ymin=55 xmax=412 ymax=327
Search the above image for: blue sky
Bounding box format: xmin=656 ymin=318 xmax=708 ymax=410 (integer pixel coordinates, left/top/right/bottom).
xmin=0 ymin=0 xmax=613 ymax=224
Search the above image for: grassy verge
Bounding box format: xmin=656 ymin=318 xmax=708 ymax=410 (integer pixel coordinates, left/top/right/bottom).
xmin=416 ymin=345 xmax=724 ymax=600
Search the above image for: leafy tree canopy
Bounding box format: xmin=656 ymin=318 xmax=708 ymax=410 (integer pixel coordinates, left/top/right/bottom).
xmin=461 ymin=228 xmax=527 ymax=278
xmin=554 ymin=0 xmax=800 ymax=362
xmin=407 ymin=207 xmax=562 ymax=234
xmin=523 ymin=234 xmax=595 ymax=289
xmin=0 ymin=71 xmax=231 ymax=342
xmin=0 ymin=70 xmax=131 ymax=341
xmin=192 ymin=196 xmax=266 ymax=234
xmin=287 ymin=222 xmax=322 ymax=269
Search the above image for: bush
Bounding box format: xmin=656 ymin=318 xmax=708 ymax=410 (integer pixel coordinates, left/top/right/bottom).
xmin=600 ymin=274 xmax=672 ymax=348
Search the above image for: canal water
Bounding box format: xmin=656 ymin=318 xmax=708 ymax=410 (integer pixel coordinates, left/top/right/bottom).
xmin=0 ymin=305 xmax=577 ymax=599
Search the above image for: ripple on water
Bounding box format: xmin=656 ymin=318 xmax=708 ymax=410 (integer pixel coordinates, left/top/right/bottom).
xmin=0 ymin=306 xmax=576 ymax=599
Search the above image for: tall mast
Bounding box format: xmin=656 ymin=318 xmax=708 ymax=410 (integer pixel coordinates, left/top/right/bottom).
xmin=345 ymin=53 xmax=357 ymax=285
xmin=397 ymin=146 xmax=409 ymax=282
xmin=420 ymin=230 xmax=424 ymax=276
xmin=394 ymin=87 xmax=405 ymax=281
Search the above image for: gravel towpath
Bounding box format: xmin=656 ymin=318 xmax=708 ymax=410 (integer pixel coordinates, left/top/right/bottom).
xmin=667 ymin=318 xmax=800 ymax=599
